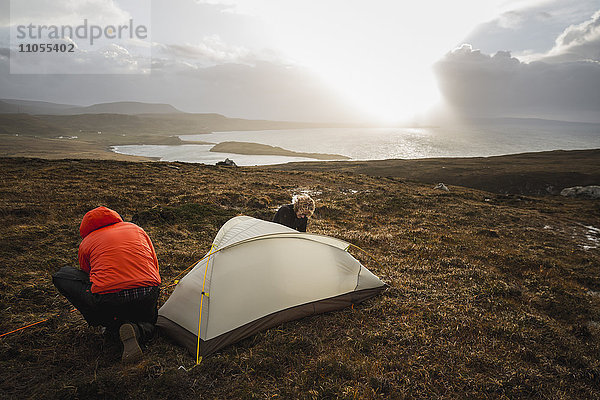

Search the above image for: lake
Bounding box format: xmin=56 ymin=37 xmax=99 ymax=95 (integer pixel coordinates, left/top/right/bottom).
xmin=111 ymin=119 xmax=600 ymax=165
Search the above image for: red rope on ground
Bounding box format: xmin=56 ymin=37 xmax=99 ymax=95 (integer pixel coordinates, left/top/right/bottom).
xmin=0 ymin=308 xmax=76 ymax=338
xmin=1 ymin=257 xmax=204 ymax=338
xmin=0 ymin=318 xmax=51 ymax=338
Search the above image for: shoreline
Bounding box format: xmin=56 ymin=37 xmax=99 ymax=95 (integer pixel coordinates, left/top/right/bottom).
xmin=1 ymin=147 xmax=598 ymax=197
xmin=107 ymin=138 xmax=600 ymax=168
xmin=208 ymin=141 xmax=350 ymax=160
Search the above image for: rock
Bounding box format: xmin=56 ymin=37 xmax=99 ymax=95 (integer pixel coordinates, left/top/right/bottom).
xmin=216 ymin=158 xmax=238 ymax=167
xmin=433 ymin=183 xmax=449 ymax=192
xmin=560 ymin=187 xmax=577 ymax=197
xmin=560 ymin=185 xmax=600 ymax=199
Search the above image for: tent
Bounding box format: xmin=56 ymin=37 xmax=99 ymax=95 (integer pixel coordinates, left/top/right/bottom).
xmin=157 ymin=216 xmax=386 ymax=358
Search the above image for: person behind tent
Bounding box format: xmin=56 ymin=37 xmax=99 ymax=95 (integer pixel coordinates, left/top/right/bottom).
xmin=273 ymin=194 xmax=315 ymax=232
xmin=52 ymin=206 xmax=161 ymax=363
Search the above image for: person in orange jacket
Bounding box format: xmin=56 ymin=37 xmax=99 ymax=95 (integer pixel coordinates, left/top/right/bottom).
xmin=52 ymin=206 xmax=161 ymax=363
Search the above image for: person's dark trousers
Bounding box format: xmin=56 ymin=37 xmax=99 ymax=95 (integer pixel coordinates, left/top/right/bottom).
xmin=52 ymin=266 xmax=159 ymax=343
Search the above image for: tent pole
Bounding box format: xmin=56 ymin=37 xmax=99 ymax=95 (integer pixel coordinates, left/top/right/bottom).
xmin=196 ymin=244 xmax=216 ymax=364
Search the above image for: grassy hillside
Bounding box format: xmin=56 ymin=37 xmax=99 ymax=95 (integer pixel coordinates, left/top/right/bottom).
xmin=266 ymin=149 xmax=600 ymax=196
xmin=0 ymin=113 xmax=337 ymax=138
xmin=0 ymin=157 xmax=599 ymax=399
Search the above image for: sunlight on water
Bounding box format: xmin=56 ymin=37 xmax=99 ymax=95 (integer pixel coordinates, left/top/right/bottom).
xmin=112 ymin=121 xmax=600 ymax=165
xmin=110 ymin=144 xmax=317 ymax=165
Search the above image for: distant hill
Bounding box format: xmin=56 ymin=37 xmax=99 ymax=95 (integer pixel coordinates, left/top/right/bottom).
xmin=0 ymin=112 xmax=334 ymax=139
xmin=0 ymin=99 xmax=77 ymax=115
xmin=0 ymin=113 xmax=70 ymax=136
xmin=464 ymin=116 xmax=600 ymax=127
xmin=63 ymin=101 xmax=183 ymax=115
xmin=0 ymin=99 xmax=183 ymax=115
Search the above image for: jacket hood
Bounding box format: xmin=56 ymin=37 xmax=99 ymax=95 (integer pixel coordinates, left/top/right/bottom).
xmin=80 ymin=206 xmax=123 ymax=238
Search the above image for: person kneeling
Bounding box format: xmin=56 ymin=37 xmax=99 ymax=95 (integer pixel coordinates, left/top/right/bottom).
xmin=273 ymin=194 xmax=315 ymax=232
xmin=52 ymin=206 xmax=161 ymax=363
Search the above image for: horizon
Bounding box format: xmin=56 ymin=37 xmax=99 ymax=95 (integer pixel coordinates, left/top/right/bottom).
xmin=1 ymin=1 xmax=599 ymax=125
xmin=4 ymin=97 xmax=600 ymax=127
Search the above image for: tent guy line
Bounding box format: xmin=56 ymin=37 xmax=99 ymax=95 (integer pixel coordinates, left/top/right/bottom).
xmin=157 ymin=216 xmax=386 ymax=358
xmin=1 ymin=218 xmax=387 ymax=351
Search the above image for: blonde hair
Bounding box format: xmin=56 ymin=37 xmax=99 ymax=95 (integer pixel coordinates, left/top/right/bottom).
xmin=292 ymin=194 xmax=315 ymax=217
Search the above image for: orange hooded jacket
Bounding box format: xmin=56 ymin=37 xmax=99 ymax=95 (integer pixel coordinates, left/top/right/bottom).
xmin=78 ymin=206 xmax=161 ymax=294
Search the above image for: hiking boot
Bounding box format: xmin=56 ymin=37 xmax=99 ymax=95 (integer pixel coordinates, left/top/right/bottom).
xmin=119 ymin=323 xmax=142 ymax=363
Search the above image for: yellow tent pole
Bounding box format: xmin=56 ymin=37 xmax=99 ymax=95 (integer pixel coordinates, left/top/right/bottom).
xmin=195 ymin=244 xmax=215 ymax=364
xmin=188 ymin=240 xmax=380 ymax=364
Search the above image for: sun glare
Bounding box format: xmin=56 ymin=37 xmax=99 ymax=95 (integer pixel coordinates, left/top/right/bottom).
xmin=328 ymin=63 xmax=443 ymax=125
xmin=237 ymin=0 xmax=510 ymax=124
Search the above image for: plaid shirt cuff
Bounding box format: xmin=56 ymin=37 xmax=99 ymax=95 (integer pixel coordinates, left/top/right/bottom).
xmin=118 ymin=286 xmax=158 ymax=299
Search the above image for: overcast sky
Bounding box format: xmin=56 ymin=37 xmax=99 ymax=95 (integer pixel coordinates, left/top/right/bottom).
xmin=1 ymin=0 xmax=599 ymax=123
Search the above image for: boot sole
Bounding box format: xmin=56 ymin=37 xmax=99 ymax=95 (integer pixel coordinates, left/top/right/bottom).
xmin=119 ymin=324 xmax=142 ymax=363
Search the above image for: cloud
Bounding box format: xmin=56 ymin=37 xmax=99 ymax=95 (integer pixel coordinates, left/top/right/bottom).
xmin=462 ymin=2 xmax=600 ymax=58
xmin=0 ymin=45 xmax=362 ymax=122
xmin=497 ymin=10 xmax=526 ymax=29
xmin=0 ymin=0 xmax=360 ymax=122
xmin=5 ymin=0 xmax=131 ymax=26
xmin=4 ymin=34 xmax=151 ymax=75
xmin=181 ymin=62 xmax=364 ymax=121
xmin=434 ymin=43 xmax=600 ymax=122
xmin=434 ymin=8 xmax=600 ymax=123
xmin=0 ymin=0 xmax=153 ymax=74
xmin=193 ymin=0 xmax=240 ymax=14
xmin=557 ymin=10 xmax=600 ymax=46
xmin=541 ymin=10 xmax=600 ymax=62
xmin=153 ymin=35 xmax=260 ymax=67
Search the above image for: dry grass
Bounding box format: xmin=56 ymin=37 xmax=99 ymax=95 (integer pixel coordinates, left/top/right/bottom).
xmin=0 ymin=157 xmax=599 ymax=399
xmin=265 ymin=149 xmax=600 ymax=196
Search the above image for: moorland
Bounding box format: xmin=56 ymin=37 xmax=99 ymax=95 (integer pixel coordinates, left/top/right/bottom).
xmin=0 ymin=150 xmax=599 ymax=399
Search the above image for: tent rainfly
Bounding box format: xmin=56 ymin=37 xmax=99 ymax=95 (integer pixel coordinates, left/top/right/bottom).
xmin=157 ymin=216 xmax=386 ymax=358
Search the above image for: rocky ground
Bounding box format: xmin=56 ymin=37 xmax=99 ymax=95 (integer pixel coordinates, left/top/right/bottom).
xmin=0 ymin=155 xmax=599 ymax=399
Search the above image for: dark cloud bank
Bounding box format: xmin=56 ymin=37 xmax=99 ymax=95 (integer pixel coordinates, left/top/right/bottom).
xmin=434 ymin=11 xmax=600 ymax=123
